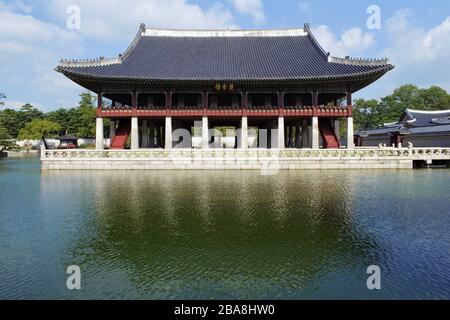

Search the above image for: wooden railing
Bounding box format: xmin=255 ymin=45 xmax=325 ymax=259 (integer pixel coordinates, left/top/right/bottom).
xmin=99 ymin=106 xmax=352 ymax=118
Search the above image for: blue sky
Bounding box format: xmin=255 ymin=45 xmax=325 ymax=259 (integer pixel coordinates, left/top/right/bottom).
xmin=1 ymin=0 xmax=449 ymax=111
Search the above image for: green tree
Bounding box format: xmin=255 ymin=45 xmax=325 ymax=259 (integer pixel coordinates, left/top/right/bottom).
xmin=0 ymin=108 xmax=22 ymax=138
xmin=46 ymin=108 xmax=71 ymax=135
xmin=417 ymin=86 xmax=450 ymax=110
xmin=18 ymin=119 xmax=61 ymax=149
xmin=74 ymin=92 xmax=96 ymax=137
xmin=353 ymin=99 xmax=381 ymax=130
xmin=0 ymin=124 xmax=18 ymax=152
xmin=378 ymin=85 xmax=421 ymax=124
xmin=19 ymin=104 xmax=44 ymax=125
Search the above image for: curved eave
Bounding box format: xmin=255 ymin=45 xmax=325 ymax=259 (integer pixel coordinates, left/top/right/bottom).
xmin=57 ymin=64 xmax=394 ymax=86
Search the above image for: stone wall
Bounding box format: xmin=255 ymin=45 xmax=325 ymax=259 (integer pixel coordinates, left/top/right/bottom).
xmin=39 ymin=147 xmax=450 ymax=170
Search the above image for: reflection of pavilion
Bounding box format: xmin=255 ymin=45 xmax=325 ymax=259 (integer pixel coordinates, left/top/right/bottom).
xmin=41 ymin=170 xmax=382 ymax=298
xmin=57 ymin=24 xmax=393 ymax=152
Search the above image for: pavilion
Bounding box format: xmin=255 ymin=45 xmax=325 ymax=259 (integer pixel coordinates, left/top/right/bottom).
xmin=56 ymin=23 xmax=394 ymax=151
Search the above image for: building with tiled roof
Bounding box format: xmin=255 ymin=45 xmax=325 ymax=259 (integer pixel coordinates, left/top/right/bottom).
xmin=57 ymin=23 xmax=394 ymax=151
xmin=355 ymin=109 xmax=450 ymax=148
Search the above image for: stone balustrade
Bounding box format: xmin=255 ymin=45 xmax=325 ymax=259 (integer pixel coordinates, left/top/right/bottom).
xmin=40 ymin=147 xmax=450 ymax=170
xmin=41 ymin=147 xmax=450 ymax=160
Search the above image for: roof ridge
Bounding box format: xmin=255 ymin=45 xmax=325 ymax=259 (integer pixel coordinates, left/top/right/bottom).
xmin=58 ymin=24 xmax=146 ymax=68
xmin=304 ymin=23 xmax=328 ymax=56
xmin=328 ymin=55 xmax=390 ymax=67
xmin=141 ymin=24 xmax=309 ymax=37
xmin=406 ymin=108 xmax=450 ymax=114
xmin=59 ymin=56 xmax=121 ymax=68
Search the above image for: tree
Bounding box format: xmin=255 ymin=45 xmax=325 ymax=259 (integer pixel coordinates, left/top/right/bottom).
xmin=353 ymin=99 xmax=382 ymax=130
xmin=417 ymin=86 xmax=450 ymax=110
xmin=0 ymin=109 xmax=21 ymax=138
xmin=46 ymin=108 xmax=72 ymax=136
xmin=18 ymin=119 xmax=61 ymax=149
xmin=0 ymin=93 xmax=5 ymax=107
xmin=0 ymin=124 xmax=18 ymax=152
xmin=19 ymin=104 xmax=44 ymax=125
xmin=72 ymin=91 xmax=97 ymax=137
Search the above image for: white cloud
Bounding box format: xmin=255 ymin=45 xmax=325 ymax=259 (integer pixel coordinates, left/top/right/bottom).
xmin=0 ymin=9 xmax=83 ymax=110
xmin=311 ymin=25 xmax=375 ymax=57
xmin=47 ymin=0 xmax=237 ymax=40
xmin=3 ymin=100 xmax=44 ymax=110
xmin=229 ymin=0 xmax=264 ymax=24
xmin=381 ymin=11 xmax=450 ymax=91
xmin=1 ymin=0 xmax=239 ymax=110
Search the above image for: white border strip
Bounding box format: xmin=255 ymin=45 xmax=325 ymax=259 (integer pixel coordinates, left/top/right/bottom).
xmin=142 ymin=28 xmax=308 ymax=37
xmin=406 ymin=108 xmax=450 ymax=114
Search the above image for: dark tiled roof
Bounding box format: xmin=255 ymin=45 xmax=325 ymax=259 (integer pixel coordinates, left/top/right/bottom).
xmin=356 ymin=109 xmax=450 ymax=136
xmin=57 ymin=25 xmax=393 ymax=83
xmin=404 ymin=109 xmax=450 ymax=127
xmin=60 ymin=134 xmax=77 ymax=140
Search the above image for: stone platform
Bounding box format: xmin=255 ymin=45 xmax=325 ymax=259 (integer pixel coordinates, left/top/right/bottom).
xmin=40 ymin=148 xmax=450 ymax=171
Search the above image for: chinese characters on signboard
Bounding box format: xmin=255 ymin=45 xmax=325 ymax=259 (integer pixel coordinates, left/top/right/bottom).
xmin=215 ymin=83 xmax=235 ymax=91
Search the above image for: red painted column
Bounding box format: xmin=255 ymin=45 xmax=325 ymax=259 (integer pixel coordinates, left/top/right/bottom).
xmin=132 ymin=92 xmax=138 ymax=116
xmin=97 ymin=92 xmax=103 ymax=117
xmin=242 ymin=91 xmax=248 ymax=117
xmin=202 ymin=91 xmax=208 ymax=117
xmin=278 ymin=91 xmax=284 ymax=116
xmin=166 ymin=91 xmax=172 ymax=116
xmin=347 ymin=89 xmax=353 ymax=116
xmin=312 ymin=90 xmax=318 ymax=116
xmin=97 ymin=92 xmax=103 ymax=108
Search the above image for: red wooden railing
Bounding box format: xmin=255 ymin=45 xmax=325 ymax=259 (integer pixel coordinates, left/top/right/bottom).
xmin=99 ymin=106 xmax=352 ymax=118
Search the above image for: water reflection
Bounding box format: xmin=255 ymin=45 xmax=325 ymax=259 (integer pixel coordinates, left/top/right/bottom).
xmin=40 ymin=170 xmax=382 ymax=299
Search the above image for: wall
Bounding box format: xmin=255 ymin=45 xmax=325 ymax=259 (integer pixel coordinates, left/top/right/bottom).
xmin=403 ymin=135 xmax=450 ymax=148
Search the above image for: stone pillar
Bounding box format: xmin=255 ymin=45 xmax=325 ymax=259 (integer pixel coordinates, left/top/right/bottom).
xmin=277 ymin=116 xmax=285 ymax=149
xmin=258 ymin=125 xmax=267 ymax=149
xmin=149 ymin=123 xmax=155 ymax=148
xmin=295 ymin=123 xmax=301 ymax=148
xmin=289 ymin=126 xmax=295 ymax=148
xmin=95 ymin=117 xmax=104 ymax=150
xmin=131 ymin=117 xmax=139 ymax=150
xmin=141 ymin=120 xmax=148 ymax=148
xmin=110 ymin=120 xmax=116 ymax=141
xmin=312 ymin=116 xmax=320 ymax=149
xmin=158 ymin=126 xmax=163 ymax=148
xmin=202 ymin=116 xmax=209 ymax=149
xmin=334 ymin=119 xmax=340 ymax=139
xmin=165 ymin=117 xmax=172 ymax=149
xmin=346 ymin=117 xmax=355 ymax=149
xmin=240 ymin=116 xmax=248 ymax=149
xmin=302 ymin=120 xmax=309 ymax=148
xmin=285 ymin=126 xmax=290 ymax=148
